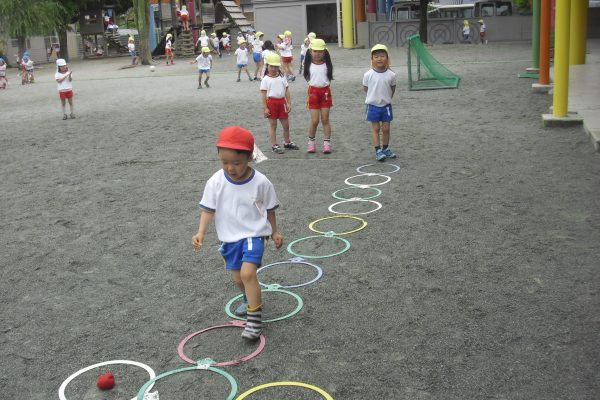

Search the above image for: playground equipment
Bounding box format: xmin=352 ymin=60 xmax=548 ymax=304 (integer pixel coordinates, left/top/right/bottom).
xmin=407 ymin=34 xmax=460 ymax=91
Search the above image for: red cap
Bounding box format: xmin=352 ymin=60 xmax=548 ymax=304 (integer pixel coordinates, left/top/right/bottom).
xmin=216 ymin=126 xmax=254 ymax=152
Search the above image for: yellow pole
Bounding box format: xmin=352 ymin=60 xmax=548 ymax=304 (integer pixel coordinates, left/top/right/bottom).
xmin=342 ymin=0 xmax=354 ymax=48
xmin=569 ymin=0 xmax=588 ymax=65
xmin=553 ymin=0 xmax=570 ymax=117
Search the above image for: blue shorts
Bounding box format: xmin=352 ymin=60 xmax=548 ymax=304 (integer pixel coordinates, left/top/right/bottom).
xmin=253 ymin=53 xmax=262 ymax=63
xmin=365 ymin=104 xmax=393 ymax=123
xmin=198 ymin=68 xmax=210 ymax=73
xmin=219 ymin=237 xmax=266 ymax=270
xmin=237 ymin=63 xmax=248 ymax=69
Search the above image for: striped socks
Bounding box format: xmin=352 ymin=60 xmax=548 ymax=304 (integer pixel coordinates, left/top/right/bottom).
xmin=241 ymin=304 xmax=263 ymax=341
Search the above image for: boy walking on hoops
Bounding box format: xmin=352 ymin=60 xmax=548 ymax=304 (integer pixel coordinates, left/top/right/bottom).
xmin=192 ymin=126 xmax=283 ymax=340
xmin=363 ymin=44 xmax=397 ymax=161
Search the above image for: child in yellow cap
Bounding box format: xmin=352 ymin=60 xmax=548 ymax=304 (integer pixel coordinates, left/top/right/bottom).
xmin=190 ymin=46 xmax=212 ymax=88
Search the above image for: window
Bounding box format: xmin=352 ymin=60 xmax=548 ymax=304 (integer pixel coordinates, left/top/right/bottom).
xmin=496 ymin=1 xmax=512 ymax=16
xmin=480 ymin=3 xmax=494 ymax=17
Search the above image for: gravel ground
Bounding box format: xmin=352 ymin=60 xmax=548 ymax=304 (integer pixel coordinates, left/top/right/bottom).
xmin=1 ymin=41 xmax=599 ymax=400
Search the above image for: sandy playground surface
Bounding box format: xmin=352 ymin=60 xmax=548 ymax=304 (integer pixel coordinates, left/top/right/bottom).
xmin=1 ymin=42 xmax=599 ymax=399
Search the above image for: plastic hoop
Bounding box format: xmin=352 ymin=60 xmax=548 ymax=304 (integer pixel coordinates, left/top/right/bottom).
xmin=356 ymin=163 xmax=401 ymax=175
xmin=328 ymin=199 xmax=382 ymax=215
xmin=177 ymin=320 xmax=266 ymax=367
xmin=287 ymin=233 xmax=351 ymax=259
xmin=59 ymin=360 xmax=157 ymax=400
xmin=257 ymin=257 xmax=323 ymax=288
xmin=136 ymin=359 xmax=237 ymax=400
xmin=225 ymin=284 xmax=304 ymax=322
xmin=236 ymin=381 xmax=333 ymax=400
xmin=308 ymin=215 xmax=368 ymax=236
xmin=332 ymin=185 xmax=382 ymax=200
xmin=344 ymin=173 xmax=391 ymax=187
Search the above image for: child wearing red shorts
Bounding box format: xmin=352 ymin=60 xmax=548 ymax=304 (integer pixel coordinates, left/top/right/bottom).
xmin=54 ymin=59 xmax=74 ymax=120
xmin=260 ymin=53 xmax=299 ymax=154
xmin=302 ymin=38 xmax=334 ymax=154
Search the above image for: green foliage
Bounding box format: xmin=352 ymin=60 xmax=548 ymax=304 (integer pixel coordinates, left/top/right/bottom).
xmin=0 ymin=0 xmax=66 ymax=37
xmin=513 ymin=0 xmax=532 ymax=13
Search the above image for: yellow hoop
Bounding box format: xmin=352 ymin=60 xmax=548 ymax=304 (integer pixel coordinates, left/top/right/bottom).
xmin=308 ymin=215 xmax=368 ymax=236
xmin=236 ymin=381 xmax=333 ymax=399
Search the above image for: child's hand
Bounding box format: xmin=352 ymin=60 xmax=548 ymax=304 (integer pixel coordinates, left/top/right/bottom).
xmin=264 ymin=107 xmax=270 ymax=118
xmin=192 ymin=233 xmax=204 ymax=251
xmin=271 ymin=232 xmax=283 ymax=249
xmin=286 ymin=102 xmax=292 ymax=113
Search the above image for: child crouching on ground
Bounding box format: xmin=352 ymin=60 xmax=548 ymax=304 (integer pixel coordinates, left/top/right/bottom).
xmin=192 ymin=126 xmax=283 ymax=340
xmin=55 ymin=58 xmax=75 ymax=120
xmin=363 ymin=44 xmax=397 ymax=161
xmin=260 ymin=53 xmax=299 ymax=154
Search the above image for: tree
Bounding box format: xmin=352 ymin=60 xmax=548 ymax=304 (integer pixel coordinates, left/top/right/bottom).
xmin=419 ymin=0 xmax=428 ymax=44
xmin=0 ymin=0 xmax=65 ymax=62
xmin=133 ymin=0 xmax=152 ymax=65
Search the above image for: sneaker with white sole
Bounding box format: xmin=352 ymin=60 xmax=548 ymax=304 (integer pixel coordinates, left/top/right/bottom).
xmin=322 ymin=141 xmax=332 ymax=154
xmin=284 ymin=141 xmax=299 ymax=150
xmin=382 ymin=148 xmax=397 ymax=159
xmin=307 ymin=140 xmax=316 ymax=153
xmin=234 ymin=298 xmax=248 ymax=317
xmin=271 ymin=144 xmax=284 ymax=154
xmin=375 ymin=149 xmax=387 ymax=161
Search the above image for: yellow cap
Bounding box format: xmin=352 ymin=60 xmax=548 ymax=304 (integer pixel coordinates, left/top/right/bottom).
xmin=128 ymin=36 xmax=134 ymax=42
xmin=201 ymin=46 xmax=210 ymax=53
xmin=478 ymin=19 xmax=484 ymax=23
xmin=308 ymin=32 xmax=317 ymax=39
xmin=222 ymin=32 xmax=228 ymax=36
xmin=463 ymin=20 xmax=469 ymax=25
xmin=201 ymin=30 xmax=206 ymax=35
xmin=310 ymin=38 xmax=326 ymax=51
xmin=284 ymin=30 xmax=292 ymax=36
xmin=256 ymin=31 xmax=264 ymax=37
xmin=211 ymin=32 xmax=216 ymax=36
xmin=265 ymin=52 xmax=282 ymax=66
xmin=239 ymin=39 xmax=247 ymax=44
xmin=166 ymin=33 xmax=173 ymax=39
xmin=371 ymin=44 xmax=388 ymax=53
xmin=277 ymin=34 xmax=285 ymax=40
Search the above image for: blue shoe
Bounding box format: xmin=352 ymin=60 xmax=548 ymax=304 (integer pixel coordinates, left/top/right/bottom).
xmin=234 ymin=296 xmax=248 ymax=317
xmin=375 ymin=149 xmax=387 ymax=162
xmin=382 ymin=148 xmax=397 ymax=159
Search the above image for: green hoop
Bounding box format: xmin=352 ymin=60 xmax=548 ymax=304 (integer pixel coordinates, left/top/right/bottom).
xmin=136 ymin=359 xmax=237 ymax=400
xmin=287 ymin=233 xmax=351 ymax=259
xmin=332 ymin=185 xmax=382 ymax=200
xmin=225 ymin=284 xmax=304 ymax=323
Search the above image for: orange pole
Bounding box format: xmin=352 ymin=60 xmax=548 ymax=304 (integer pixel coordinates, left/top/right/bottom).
xmin=355 ymin=0 xmax=366 ymax=22
xmin=539 ymin=0 xmax=551 ymax=84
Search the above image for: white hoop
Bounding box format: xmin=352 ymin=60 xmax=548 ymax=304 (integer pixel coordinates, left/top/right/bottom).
xmin=59 ymin=360 xmax=157 ymax=400
xmin=356 ymin=163 xmax=401 ymax=175
xmin=344 ymin=173 xmax=391 ymax=187
xmin=328 ymin=199 xmax=382 ymax=215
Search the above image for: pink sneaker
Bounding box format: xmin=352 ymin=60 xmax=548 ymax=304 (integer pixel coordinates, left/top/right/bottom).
xmin=307 ymin=140 xmax=316 ymax=153
xmin=322 ymin=141 xmax=332 ymax=154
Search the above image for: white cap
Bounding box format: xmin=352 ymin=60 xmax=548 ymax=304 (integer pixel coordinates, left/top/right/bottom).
xmin=56 ymin=58 xmax=67 ymax=66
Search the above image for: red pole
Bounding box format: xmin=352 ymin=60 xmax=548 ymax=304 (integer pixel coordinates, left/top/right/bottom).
xmin=539 ymin=0 xmax=551 ymax=84
xmin=368 ymin=0 xmax=376 ymax=14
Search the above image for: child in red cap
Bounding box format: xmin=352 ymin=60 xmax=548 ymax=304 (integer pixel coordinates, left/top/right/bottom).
xmin=192 ymin=126 xmax=283 ymax=340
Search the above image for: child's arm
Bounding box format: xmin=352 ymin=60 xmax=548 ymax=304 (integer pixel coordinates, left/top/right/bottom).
xmin=267 ymin=210 xmax=283 ymax=249
xmin=191 ymin=210 xmax=214 ymax=250
xmin=363 ymin=86 xmax=368 ymax=93
xmin=260 ymin=90 xmax=270 ymax=118
xmin=285 ymin=87 xmax=291 ymax=113
xmin=56 ymin=72 xmax=69 ymax=83
xmin=391 ymin=85 xmax=396 ymax=97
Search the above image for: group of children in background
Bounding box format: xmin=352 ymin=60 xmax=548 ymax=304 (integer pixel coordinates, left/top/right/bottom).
xmin=191 ymin=41 xmax=397 ymax=341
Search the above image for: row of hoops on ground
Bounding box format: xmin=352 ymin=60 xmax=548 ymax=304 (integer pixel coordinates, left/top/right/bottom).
xmin=58 ymin=163 xmax=400 ymax=399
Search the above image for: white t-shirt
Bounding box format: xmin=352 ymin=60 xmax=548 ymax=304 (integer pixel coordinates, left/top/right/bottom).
xmin=195 ymin=54 xmax=212 ymax=69
xmin=197 ymin=35 xmax=209 ymax=47
xmin=199 ymin=168 xmax=280 ymax=243
xmin=278 ymin=42 xmax=292 ymax=57
xmin=166 ymin=39 xmax=172 ymax=50
xmin=260 ymin=75 xmax=288 ymax=98
xmin=246 ymin=33 xmax=255 ymax=44
xmin=308 ymin=62 xmax=329 ymax=87
xmin=0 ymin=64 xmax=6 ymax=77
xmin=221 ymin=37 xmax=230 ymax=47
xmin=180 ymin=9 xmax=188 ymax=16
xmin=210 ymin=37 xmax=220 ymax=48
xmin=128 ymin=42 xmax=135 ymax=52
xmin=463 ymin=25 xmax=471 ymax=36
xmin=252 ymin=39 xmax=263 ymax=53
xmin=55 ymin=71 xmax=73 ymax=92
xmin=23 ymin=59 xmax=34 ymax=71
xmin=363 ymin=68 xmax=397 ymax=107
xmin=235 ymin=47 xmax=249 ymax=64
xmin=300 ymin=44 xmax=309 ymax=56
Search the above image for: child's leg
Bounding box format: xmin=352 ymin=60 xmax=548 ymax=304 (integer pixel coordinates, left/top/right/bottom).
xmin=198 ymin=72 xmax=202 ymax=87
xmin=371 ymin=122 xmax=382 ymax=147
xmin=204 ymin=71 xmax=210 ymax=86
xmin=281 ymin=118 xmax=290 ymax=143
xmin=320 ymin=108 xmax=331 ymax=140
xmin=244 ymin=66 xmax=252 ymax=79
xmin=237 ymin=67 xmax=241 ymax=80
xmin=381 ymin=122 xmax=391 ymax=147
xmin=268 ymin=118 xmax=278 ymax=146
xmin=308 ymin=109 xmax=320 ymax=139
xmin=67 ymin=97 xmax=74 ymax=116
xmin=60 ymin=98 xmax=67 ymax=115
xmin=240 ymin=261 xmax=262 ymax=340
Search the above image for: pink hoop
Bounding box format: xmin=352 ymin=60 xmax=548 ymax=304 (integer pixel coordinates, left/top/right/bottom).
xmin=177 ymin=320 xmax=266 ymax=367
